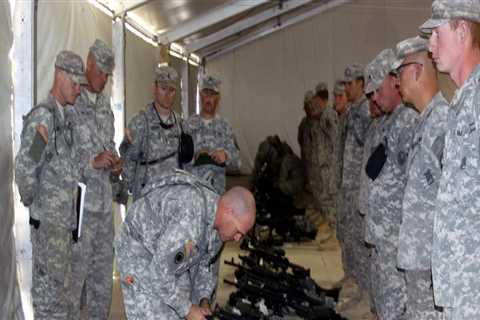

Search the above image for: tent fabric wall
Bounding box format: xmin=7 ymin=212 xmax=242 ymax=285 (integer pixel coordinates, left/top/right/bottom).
xmin=206 ymin=0 xmax=439 ymax=173
xmin=125 ymin=29 xmax=158 ymax=123
xmin=0 ymin=2 xmax=23 ymax=319
xmin=188 ymin=64 xmax=199 ymax=116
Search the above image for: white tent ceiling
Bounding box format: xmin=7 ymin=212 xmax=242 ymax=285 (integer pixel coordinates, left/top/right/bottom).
xmin=93 ymin=0 xmax=357 ymax=60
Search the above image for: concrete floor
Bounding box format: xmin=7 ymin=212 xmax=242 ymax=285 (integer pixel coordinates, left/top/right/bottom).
xmin=107 ymin=175 xmax=375 ymax=319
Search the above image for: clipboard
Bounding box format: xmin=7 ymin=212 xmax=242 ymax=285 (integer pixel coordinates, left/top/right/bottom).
xmin=74 ymin=182 xmax=86 ymax=241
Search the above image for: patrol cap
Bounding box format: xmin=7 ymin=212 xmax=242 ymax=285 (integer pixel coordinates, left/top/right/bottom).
xmin=364 ymin=49 xmax=396 ymax=94
xmin=89 ymin=39 xmax=115 ymax=75
xmin=344 ymin=63 xmax=365 ymax=82
xmin=392 ymin=36 xmax=429 ymax=70
xmin=199 ymin=74 xmax=221 ymax=93
xmin=333 ymin=80 xmax=346 ymax=95
xmin=304 ymin=90 xmax=314 ymax=104
xmin=315 ymin=82 xmax=328 ymax=94
xmin=55 ymin=50 xmax=87 ymax=85
xmin=155 ymin=65 xmax=178 ymax=87
xmin=419 ymin=0 xmax=480 ymax=35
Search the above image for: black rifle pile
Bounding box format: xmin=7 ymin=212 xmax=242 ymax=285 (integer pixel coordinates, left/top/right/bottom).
xmin=251 ymin=135 xmax=317 ymax=244
xmin=207 ymin=239 xmax=345 ymax=320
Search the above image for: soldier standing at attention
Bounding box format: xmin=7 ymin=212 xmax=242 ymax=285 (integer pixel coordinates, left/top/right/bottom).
xmin=364 ymin=49 xmax=418 ymax=320
xmin=15 ymin=51 xmax=86 ymax=319
xmin=420 ymin=0 xmax=480 ymax=317
xmin=394 ymin=36 xmax=447 ymax=320
xmin=338 ymin=63 xmax=371 ymax=295
xmin=68 ymin=39 xmax=120 ymax=320
xmin=186 ymin=74 xmax=241 ymax=193
xmin=309 ymin=82 xmax=338 ymax=230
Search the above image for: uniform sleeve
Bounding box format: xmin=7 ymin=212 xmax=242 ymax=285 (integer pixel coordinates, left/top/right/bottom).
xmin=119 ymin=114 xmax=145 ymax=193
xmin=15 ymin=107 xmax=52 ymax=206
xmin=140 ymin=194 xmax=204 ymax=318
xmin=223 ymin=121 xmax=241 ymax=170
xmin=191 ymin=235 xmax=222 ymax=302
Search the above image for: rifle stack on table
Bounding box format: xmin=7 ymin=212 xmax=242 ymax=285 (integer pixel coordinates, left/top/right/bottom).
xmin=207 ymin=239 xmax=346 ymax=320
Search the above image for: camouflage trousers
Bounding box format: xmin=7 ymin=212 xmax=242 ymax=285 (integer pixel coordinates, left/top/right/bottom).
xmin=338 ymin=194 xmax=354 ymax=278
xmin=404 ymin=270 xmax=443 ymax=320
xmin=351 ymin=210 xmax=370 ymax=293
xmin=69 ymin=209 xmax=114 ymax=320
xmin=31 ymin=221 xmax=72 ymax=320
xmin=370 ymin=245 xmax=407 ymax=320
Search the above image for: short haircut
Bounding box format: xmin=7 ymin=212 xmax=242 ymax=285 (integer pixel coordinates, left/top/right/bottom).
xmin=450 ymin=19 xmax=480 ymax=50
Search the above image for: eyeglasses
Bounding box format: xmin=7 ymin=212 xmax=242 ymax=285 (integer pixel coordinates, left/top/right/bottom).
xmin=396 ymin=61 xmax=423 ymax=74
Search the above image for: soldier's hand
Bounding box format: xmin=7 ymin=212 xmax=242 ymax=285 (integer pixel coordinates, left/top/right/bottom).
xmin=210 ymin=149 xmax=227 ymax=164
xmin=186 ymin=305 xmax=209 ymax=320
xmin=92 ymin=151 xmax=115 ymax=170
xmin=199 ymin=298 xmax=212 ymax=315
xmin=111 ymin=156 xmax=123 ymax=176
xmin=124 ymin=128 xmax=133 ymax=144
xmin=36 ymin=124 xmax=49 ymax=143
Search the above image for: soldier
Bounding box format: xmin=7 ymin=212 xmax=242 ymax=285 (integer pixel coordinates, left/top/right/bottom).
xmin=120 ymin=65 xmax=184 ymax=200
xmin=393 ymin=36 xmax=447 ymax=320
xmin=353 ymin=62 xmax=386 ymax=312
xmin=186 ymin=74 xmax=241 ymax=193
xmin=420 ymin=1 xmax=480 ymax=317
xmin=308 ymin=82 xmax=338 ymax=228
xmin=68 ymin=39 xmax=119 ymax=320
xmin=114 ymin=170 xmax=256 ymax=320
xmin=364 ymin=49 xmax=418 ymax=320
xmin=338 ymin=63 xmax=371 ymax=296
xmin=15 ymin=51 xmax=85 ymax=319
xmin=298 ymin=90 xmax=315 ymax=164
xmin=332 ymin=80 xmax=349 ymax=213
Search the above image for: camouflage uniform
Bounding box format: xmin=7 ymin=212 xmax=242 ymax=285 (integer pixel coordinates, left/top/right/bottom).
xmin=120 ymin=66 xmax=183 ymax=200
xmin=364 ymin=49 xmax=418 ymax=320
xmin=391 ymin=37 xmax=447 ymax=320
xmin=186 ymin=114 xmax=240 ymax=194
xmin=114 ymin=170 xmax=223 ymax=319
xmin=15 ymin=51 xmax=86 ymax=320
xmin=356 ymin=115 xmax=385 ymax=295
xmin=309 ymin=106 xmax=338 ymax=224
xmin=433 ymin=67 xmax=480 ymax=318
xmin=338 ymin=64 xmax=371 ymax=283
xmin=67 ymin=39 xmax=116 ymax=320
xmin=419 ymin=3 xmax=480 ymax=317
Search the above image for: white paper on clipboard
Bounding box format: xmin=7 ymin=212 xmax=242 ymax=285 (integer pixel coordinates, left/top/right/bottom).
xmin=76 ymin=182 xmax=87 ymax=239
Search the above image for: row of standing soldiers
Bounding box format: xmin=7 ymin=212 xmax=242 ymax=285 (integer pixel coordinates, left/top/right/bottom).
xmin=15 ymin=39 xmax=241 ymax=319
xmin=298 ymin=1 xmax=480 ymax=319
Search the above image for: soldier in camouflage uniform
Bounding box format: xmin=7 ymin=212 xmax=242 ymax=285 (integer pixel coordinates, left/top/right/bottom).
xmin=120 ymin=65 xmax=184 ymax=200
xmin=420 ymin=1 xmax=480 ymax=318
xmin=333 ymin=80 xmax=349 ymax=193
xmin=186 ymin=74 xmax=241 ymax=194
xmin=298 ymin=90 xmax=315 ymax=164
xmin=308 ymin=82 xmax=338 ymax=228
xmin=393 ymin=36 xmax=447 ymax=320
xmin=67 ymin=39 xmax=120 ymax=320
xmin=338 ymin=63 xmax=371 ymax=293
xmin=15 ymin=51 xmax=86 ymax=320
xmin=364 ymin=49 xmax=418 ymax=320
xmin=355 ymin=65 xmax=386 ymax=306
xmin=114 ymin=170 xmax=256 ymax=320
